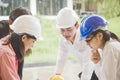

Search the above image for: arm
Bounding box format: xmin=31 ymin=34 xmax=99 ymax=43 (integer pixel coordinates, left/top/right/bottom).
xmin=95 ymin=43 xmax=118 ymax=80
xmin=100 ymin=46 xmax=117 ymax=80
xmin=0 ymin=52 xmax=20 ymax=80
xmin=78 ymin=40 xmax=94 ymax=80
xmin=55 ymin=38 xmax=68 ymax=74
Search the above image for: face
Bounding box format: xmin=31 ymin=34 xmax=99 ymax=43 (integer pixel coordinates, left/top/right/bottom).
xmin=8 ymin=19 xmax=14 ymax=33
xmin=60 ymin=24 xmax=79 ymax=41
xmin=22 ymin=35 xmax=36 ymax=52
xmin=85 ymin=32 xmax=103 ymax=50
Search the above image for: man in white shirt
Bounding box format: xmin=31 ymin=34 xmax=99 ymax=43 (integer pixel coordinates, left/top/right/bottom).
xmin=49 ymin=7 xmax=98 ymax=80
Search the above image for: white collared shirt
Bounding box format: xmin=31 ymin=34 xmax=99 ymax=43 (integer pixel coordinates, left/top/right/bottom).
xmin=95 ymin=40 xmax=120 ymax=80
xmin=55 ymin=31 xmax=94 ymax=80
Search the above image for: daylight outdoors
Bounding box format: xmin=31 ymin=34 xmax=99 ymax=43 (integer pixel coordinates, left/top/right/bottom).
xmin=0 ymin=0 xmax=120 ymax=80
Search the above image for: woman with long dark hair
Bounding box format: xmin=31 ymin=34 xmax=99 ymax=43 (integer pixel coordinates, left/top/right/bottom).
xmin=80 ymin=15 xmax=120 ymax=80
xmin=0 ymin=15 xmax=41 ymax=80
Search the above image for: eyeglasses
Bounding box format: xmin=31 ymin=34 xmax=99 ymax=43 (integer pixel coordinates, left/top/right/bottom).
xmin=85 ymin=36 xmax=94 ymax=43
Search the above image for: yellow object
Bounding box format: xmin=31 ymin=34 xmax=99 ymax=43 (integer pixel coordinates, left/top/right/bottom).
xmin=49 ymin=75 xmax=64 ymax=80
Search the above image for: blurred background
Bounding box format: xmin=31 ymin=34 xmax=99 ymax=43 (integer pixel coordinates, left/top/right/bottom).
xmin=0 ymin=0 xmax=120 ymax=65
xmin=0 ymin=0 xmax=120 ymax=79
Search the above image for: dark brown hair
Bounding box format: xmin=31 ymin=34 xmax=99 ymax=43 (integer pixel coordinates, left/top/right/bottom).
xmin=9 ymin=7 xmax=32 ymax=22
xmin=0 ymin=20 xmax=10 ymax=39
xmin=3 ymin=33 xmax=36 ymax=61
xmin=90 ymin=29 xmax=120 ymax=43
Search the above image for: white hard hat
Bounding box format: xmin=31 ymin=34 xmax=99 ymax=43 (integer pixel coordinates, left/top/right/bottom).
xmin=10 ymin=15 xmax=42 ymax=40
xmin=56 ymin=7 xmax=79 ymax=28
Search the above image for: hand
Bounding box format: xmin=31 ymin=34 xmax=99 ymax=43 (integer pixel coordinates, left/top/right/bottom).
xmin=91 ymin=50 xmax=101 ymax=64
xmin=49 ymin=74 xmax=64 ymax=80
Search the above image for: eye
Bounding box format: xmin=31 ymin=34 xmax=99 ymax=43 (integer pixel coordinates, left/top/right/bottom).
xmin=85 ymin=36 xmax=94 ymax=43
xmin=85 ymin=39 xmax=91 ymax=43
xmin=67 ymin=27 xmax=74 ymax=31
xmin=67 ymin=29 xmax=72 ymax=31
xmin=60 ymin=29 xmax=65 ymax=32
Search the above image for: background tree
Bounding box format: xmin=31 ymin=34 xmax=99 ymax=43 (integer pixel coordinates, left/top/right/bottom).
xmin=91 ymin=0 xmax=120 ymax=19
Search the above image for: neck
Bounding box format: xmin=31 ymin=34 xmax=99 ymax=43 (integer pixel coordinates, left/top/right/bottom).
xmin=70 ymin=33 xmax=76 ymax=44
xmin=99 ymin=41 xmax=106 ymax=50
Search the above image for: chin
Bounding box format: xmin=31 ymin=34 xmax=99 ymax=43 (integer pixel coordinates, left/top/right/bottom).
xmin=65 ymin=36 xmax=71 ymax=40
xmin=65 ymin=38 xmax=70 ymax=41
xmin=25 ymin=49 xmax=29 ymax=52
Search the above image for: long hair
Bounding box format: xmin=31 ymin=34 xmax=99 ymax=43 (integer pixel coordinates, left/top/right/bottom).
xmin=9 ymin=7 xmax=32 ymax=22
xmin=90 ymin=29 xmax=120 ymax=43
xmin=3 ymin=33 xmax=36 ymax=61
xmin=5 ymin=33 xmax=25 ymax=61
xmin=0 ymin=20 xmax=10 ymax=39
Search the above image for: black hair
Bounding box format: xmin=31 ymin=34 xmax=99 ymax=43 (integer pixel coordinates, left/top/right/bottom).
xmin=0 ymin=20 xmax=10 ymax=39
xmin=90 ymin=29 xmax=120 ymax=43
xmin=9 ymin=7 xmax=32 ymax=22
xmin=3 ymin=33 xmax=36 ymax=61
xmin=9 ymin=6 xmax=32 ymax=78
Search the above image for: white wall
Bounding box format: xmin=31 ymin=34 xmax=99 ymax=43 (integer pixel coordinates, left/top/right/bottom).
xmin=30 ymin=0 xmax=36 ymax=15
xmin=67 ymin=0 xmax=73 ymax=9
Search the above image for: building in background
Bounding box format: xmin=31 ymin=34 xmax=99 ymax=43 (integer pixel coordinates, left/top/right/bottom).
xmin=36 ymin=0 xmax=67 ymax=15
xmin=0 ymin=0 xmax=98 ymax=16
xmin=0 ymin=0 xmax=30 ymax=15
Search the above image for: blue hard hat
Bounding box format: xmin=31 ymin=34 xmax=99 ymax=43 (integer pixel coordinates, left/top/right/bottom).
xmin=80 ymin=15 xmax=108 ymax=39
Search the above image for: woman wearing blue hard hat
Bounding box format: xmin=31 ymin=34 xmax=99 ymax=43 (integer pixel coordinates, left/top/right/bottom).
xmin=80 ymin=15 xmax=120 ymax=80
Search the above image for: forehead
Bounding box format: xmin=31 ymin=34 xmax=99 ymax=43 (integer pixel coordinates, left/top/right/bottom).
xmin=86 ymin=34 xmax=94 ymax=39
xmin=60 ymin=26 xmax=74 ymax=30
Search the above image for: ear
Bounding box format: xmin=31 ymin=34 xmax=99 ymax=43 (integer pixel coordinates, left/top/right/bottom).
xmin=75 ymin=23 xmax=79 ymax=29
xmin=22 ymin=35 xmax=27 ymax=42
xmin=96 ymin=32 xmax=103 ymax=40
xmin=8 ymin=19 xmax=13 ymax=25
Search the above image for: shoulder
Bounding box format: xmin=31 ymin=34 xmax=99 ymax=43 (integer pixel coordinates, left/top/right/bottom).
xmin=103 ymin=40 xmax=120 ymax=56
xmin=0 ymin=44 xmax=15 ymax=57
xmin=105 ymin=40 xmax=120 ymax=49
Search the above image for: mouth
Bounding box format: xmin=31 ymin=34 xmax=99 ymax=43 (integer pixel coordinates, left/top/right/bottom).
xmin=90 ymin=46 xmax=93 ymax=48
xmin=65 ymin=36 xmax=70 ymax=39
xmin=87 ymin=44 xmax=92 ymax=49
xmin=93 ymin=57 xmax=98 ymax=60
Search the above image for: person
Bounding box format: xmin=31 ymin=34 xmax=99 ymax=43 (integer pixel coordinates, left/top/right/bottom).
xmin=80 ymin=14 xmax=120 ymax=80
xmin=0 ymin=20 xmax=10 ymax=39
xmin=8 ymin=7 xmax=32 ymax=80
xmin=0 ymin=15 xmax=41 ymax=80
xmin=8 ymin=7 xmax=32 ymax=32
xmin=49 ymin=7 xmax=98 ymax=80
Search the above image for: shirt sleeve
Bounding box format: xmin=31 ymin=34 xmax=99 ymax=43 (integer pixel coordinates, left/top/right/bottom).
xmin=103 ymin=46 xmax=118 ymax=80
xmin=55 ymin=38 xmax=69 ymax=74
xmin=0 ymin=52 xmax=20 ymax=80
xmin=80 ymin=40 xmax=94 ymax=80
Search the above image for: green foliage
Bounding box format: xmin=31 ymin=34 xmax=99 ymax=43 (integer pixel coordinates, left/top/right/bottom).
xmin=34 ymin=18 xmax=60 ymax=54
xmin=25 ymin=18 xmax=60 ymax=63
xmin=92 ymin=0 xmax=120 ymax=19
xmin=107 ymin=17 xmax=120 ymax=38
xmin=100 ymin=0 xmax=120 ymax=19
xmin=25 ymin=16 xmax=120 ymax=64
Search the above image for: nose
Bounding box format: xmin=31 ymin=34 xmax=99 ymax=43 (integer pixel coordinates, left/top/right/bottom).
xmin=63 ymin=31 xmax=69 ymax=36
xmin=31 ymin=44 xmax=34 ymax=48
